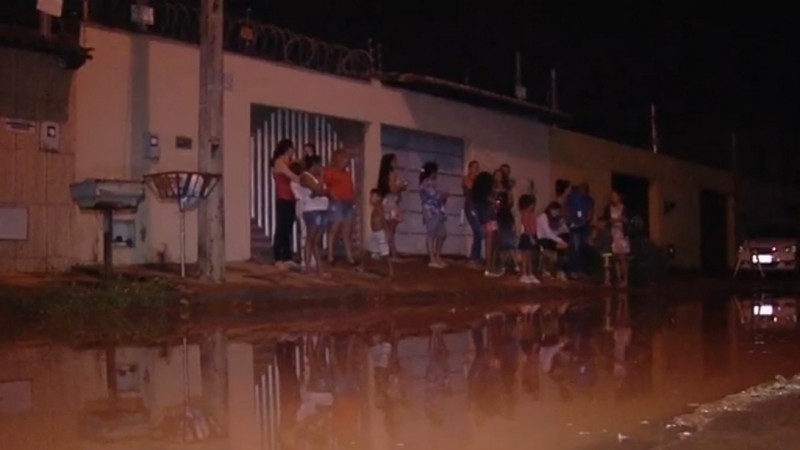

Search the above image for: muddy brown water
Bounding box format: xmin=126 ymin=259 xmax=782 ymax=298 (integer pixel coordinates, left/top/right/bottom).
xmin=1 ymin=290 xmax=800 ymax=449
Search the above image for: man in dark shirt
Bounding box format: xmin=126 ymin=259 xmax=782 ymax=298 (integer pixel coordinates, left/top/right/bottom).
xmin=564 ymin=183 xmax=594 ymax=277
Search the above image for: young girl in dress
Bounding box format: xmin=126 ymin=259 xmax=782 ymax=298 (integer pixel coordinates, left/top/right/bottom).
xmin=518 ymin=194 xmax=540 ymax=284
xmin=604 ymin=190 xmax=631 ymax=287
xmin=377 ymin=153 xmax=408 ymax=259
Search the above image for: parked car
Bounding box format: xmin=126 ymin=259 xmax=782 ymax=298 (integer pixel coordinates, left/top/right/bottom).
xmin=736 ymin=223 xmax=798 ymax=273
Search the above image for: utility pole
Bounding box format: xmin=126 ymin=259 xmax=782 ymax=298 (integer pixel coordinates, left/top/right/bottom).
xmin=198 ymin=0 xmax=226 ymax=282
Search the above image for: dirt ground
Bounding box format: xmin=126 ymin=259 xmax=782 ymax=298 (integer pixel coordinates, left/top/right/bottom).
xmin=0 ymin=259 xmax=795 ymax=308
xmin=649 ymin=394 xmax=800 ymax=450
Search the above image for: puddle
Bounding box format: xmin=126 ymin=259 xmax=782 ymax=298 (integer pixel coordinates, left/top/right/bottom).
xmin=2 ymin=292 xmax=800 ymax=449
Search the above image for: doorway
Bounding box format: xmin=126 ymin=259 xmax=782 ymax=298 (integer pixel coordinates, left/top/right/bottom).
xmin=700 ymin=189 xmax=729 ymax=274
xmin=611 ymin=173 xmax=651 ymax=239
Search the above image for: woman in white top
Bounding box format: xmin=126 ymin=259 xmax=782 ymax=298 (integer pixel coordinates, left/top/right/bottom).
xmin=298 ymin=155 xmax=329 ymax=275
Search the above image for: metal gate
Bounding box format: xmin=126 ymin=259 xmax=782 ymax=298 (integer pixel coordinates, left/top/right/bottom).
xmin=250 ymin=108 xmax=359 ymax=257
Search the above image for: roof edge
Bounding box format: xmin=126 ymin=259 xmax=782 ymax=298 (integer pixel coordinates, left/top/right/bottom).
xmin=378 ymin=72 xmax=570 ymax=123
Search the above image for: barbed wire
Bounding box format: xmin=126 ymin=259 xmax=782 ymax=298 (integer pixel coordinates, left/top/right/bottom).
xmin=87 ymin=0 xmax=374 ymax=78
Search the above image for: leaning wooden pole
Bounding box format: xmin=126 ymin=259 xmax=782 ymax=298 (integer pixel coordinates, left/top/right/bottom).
xmin=198 ymin=0 xmax=226 ymax=282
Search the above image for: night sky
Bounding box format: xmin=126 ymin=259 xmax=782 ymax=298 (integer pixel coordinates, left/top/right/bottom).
xmin=234 ymin=1 xmax=796 ymax=181
xmin=3 ymin=1 xmax=797 ymax=182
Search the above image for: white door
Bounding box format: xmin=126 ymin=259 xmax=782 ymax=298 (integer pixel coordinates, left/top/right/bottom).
xmin=381 ymin=125 xmax=466 ymax=256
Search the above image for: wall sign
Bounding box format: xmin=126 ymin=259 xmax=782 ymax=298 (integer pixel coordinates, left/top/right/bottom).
xmin=3 ymin=118 xmax=36 ymax=135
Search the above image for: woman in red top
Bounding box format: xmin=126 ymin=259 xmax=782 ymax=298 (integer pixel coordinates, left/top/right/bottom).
xmin=324 ymin=149 xmax=356 ymax=264
xmin=271 ymin=139 xmax=299 ymax=270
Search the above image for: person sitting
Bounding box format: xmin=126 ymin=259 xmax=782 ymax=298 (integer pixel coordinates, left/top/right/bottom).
xmin=537 ymin=202 xmax=569 ymax=281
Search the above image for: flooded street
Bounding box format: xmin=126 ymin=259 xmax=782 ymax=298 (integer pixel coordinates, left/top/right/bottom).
xmin=2 ymin=291 xmax=800 ymax=450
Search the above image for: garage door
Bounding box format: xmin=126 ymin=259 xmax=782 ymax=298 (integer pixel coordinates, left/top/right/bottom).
xmin=381 ymin=125 xmax=466 ymax=256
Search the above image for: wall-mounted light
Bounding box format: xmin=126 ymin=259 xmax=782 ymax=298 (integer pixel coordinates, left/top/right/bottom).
xmin=145 ymin=132 xmax=160 ymax=160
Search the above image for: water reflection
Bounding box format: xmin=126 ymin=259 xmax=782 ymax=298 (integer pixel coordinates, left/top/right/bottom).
xmin=2 ymin=292 xmax=800 ymax=449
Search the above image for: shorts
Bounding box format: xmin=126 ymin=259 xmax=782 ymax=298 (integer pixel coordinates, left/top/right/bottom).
xmin=424 ymin=214 xmax=447 ymax=240
xmin=372 ymin=230 xmax=390 ymax=257
xmin=303 ymin=210 xmax=328 ymax=230
xmin=519 ymin=234 xmax=536 ymax=251
xmin=328 ymin=200 xmax=354 ymax=222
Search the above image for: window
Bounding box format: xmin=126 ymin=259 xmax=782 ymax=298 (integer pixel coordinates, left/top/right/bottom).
xmin=0 ymin=207 xmax=28 ymax=240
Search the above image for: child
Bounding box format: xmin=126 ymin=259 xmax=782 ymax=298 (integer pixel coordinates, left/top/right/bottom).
xmin=496 ymin=191 xmax=517 ymax=276
xmin=518 ymin=194 xmax=540 ymax=284
xmin=360 ymin=189 xmax=394 ymax=278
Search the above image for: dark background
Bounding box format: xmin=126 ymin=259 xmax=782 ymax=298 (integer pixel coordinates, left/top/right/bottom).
xmin=3 ymin=1 xmax=797 ymax=182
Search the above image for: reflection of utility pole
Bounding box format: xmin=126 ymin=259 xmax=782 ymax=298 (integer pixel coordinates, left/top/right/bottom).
xmin=198 ymin=0 xmax=226 ymax=282
xmin=200 ymin=329 xmax=229 ymax=433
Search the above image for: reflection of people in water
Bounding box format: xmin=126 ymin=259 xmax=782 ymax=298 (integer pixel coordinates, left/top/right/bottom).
xmin=499 ymin=313 xmax=520 ymax=418
xmin=425 ymin=323 xmax=450 ymax=426
xmin=332 ymin=334 xmax=362 ymax=447
xmin=276 ymin=341 xmax=301 ymax=436
xmin=519 ymin=305 xmax=543 ymax=399
xmin=539 ymin=304 xmax=571 ymax=401
xmin=613 ymin=293 xmax=632 ymax=382
xmin=372 ymin=328 xmax=407 ymax=439
xmin=540 ymin=302 xmax=601 ymax=402
xmin=561 ymin=303 xmax=599 ymax=400
xmin=467 ymin=321 xmax=500 ymax=425
xmin=467 ymin=312 xmax=516 ymax=425
xmin=284 ymin=334 xmax=335 ymax=449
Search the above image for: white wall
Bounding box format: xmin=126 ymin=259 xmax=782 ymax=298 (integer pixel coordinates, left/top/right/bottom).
xmin=73 ymin=26 xmax=550 ymax=265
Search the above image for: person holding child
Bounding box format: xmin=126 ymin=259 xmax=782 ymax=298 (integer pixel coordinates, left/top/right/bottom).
xmin=297 ymin=155 xmax=329 ymax=276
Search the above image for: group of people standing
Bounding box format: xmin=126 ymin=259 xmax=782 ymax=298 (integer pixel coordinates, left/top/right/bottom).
xmin=270 ymin=139 xmax=357 ymax=276
xmin=461 ymin=162 xmax=633 ymax=286
xmin=270 ymin=139 xmax=633 ymax=285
